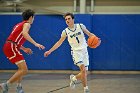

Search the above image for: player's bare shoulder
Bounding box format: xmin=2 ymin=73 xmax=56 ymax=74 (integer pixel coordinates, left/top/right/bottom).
xmin=23 ymin=23 xmax=31 ymax=29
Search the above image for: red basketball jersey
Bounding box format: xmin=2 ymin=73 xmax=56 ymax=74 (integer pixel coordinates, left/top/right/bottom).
xmin=7 ymin=21 xmax=28 ymax=48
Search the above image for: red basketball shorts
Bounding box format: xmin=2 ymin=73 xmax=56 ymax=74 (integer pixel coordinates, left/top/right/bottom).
xmin=3 ymin=42 xmax=25 ymax=64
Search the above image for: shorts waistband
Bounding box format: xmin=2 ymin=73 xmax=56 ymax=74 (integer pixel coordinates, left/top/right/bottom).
xmin=6 ymin=40 xmax=17 ymax=44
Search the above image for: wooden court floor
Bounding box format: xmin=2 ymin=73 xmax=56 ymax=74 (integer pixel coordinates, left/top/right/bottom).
xmin=0 ymin=71 xmax=140 ymax=93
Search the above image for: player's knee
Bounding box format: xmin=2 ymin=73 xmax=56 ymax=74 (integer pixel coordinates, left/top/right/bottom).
xmin=83 ymin=69 xmax=87 ymax=76
xmin=20 ymin=68 xmax=28 ymax=75
xmin=81 ymin=67 xmax=86 ymax=75
xmin=23 ymin=68 xmax=28 ymax=75
xmin=86 ymin=71 xmax=88 ymax=76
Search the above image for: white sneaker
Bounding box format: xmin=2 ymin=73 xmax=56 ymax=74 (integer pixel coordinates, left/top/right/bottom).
xmin=16 ymin=86 xmax=24 ymax=93
xmin=84 ymin=89 xmax=90 ymax=93
xmin=0 ymin=83 xmax=8 ymax=93
xmin=70 ymin=74 xmax=76 ymax=89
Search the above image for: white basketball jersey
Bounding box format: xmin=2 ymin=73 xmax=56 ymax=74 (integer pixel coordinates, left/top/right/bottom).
xmin=62 ymin=23 xmax=87 ymax=50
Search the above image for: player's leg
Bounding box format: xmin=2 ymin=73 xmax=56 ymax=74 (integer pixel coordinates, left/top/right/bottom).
xmin=77 ymin=64 xmax=87 ymax=87
xmin=12 ymin=61 xmax=27 ymax=93
xmin=8 ymin=61 xmax=28 ymax=84
xmin=70 ymin=50 xmax=86 ymax=88
xmin=70 ymin=50 xmax=80 ymax=88
xmin=74 ymin=65 xmax=87 ymax=80
xmin=70 ymin=64 xmax=88 ymax=89
xmin=1 ymin=43 xmax=27 ymax=93
xmin=16 ymin=77 xmax=22 ymax=86
xmin=71 ymin=66 xmax=89 ymax=93
xmin=83 ymin=49 xmax=90 ymax=93
xmin=16 ymin=76 xmax=24 ymax=93
xmin=0 ymin=61 xmax=28 ymax=93
xmin=69 ymin=66 xmax=84 ymax=89
xmin=70 ymin=49 xmax=90 ymax=93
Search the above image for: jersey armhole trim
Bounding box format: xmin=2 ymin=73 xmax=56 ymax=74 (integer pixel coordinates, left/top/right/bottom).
xmin=64 ymin=30 xmax=67 ymax=36
xmin=79 ymin=24 xmax=83 ymax=31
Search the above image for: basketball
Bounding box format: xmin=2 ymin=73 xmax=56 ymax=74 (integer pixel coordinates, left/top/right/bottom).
xmin=87 ymin=35 xmax=100 ymax=48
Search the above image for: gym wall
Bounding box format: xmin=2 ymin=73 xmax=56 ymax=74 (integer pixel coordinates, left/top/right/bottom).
xmin=0 ymin=14 xmax=140 ymax=70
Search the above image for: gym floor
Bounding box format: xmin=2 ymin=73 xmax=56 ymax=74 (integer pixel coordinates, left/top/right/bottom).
xmin=0 ymin=71 xmax=140 ymax=93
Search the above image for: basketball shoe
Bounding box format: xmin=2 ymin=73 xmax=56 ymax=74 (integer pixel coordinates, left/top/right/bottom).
xmin=16 ymin=85 xmax=24 ymax=93
xmin=0 ymin=83 xmax=8 ymax=93
xmin=84 ymin=89 xmax=90 ymax=93
xmin=70 ymin=74 xmax=76 ymax=89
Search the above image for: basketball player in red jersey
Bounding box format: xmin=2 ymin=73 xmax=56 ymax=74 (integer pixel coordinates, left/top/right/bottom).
xmin=0 ymin=9 xmax=45 ymax=93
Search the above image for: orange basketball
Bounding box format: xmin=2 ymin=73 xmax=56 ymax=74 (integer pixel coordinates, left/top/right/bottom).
xmin=87 ymin=36 xmax=100 ymax=48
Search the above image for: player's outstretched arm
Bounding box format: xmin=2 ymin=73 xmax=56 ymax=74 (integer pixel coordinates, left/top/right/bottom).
xmin=44 ymin=36 xmax=66 ymax=57
xmin=34 ymin=43 xmax=45 ymax=50
xmin=22 ymin=23 xmax=45 ymax=50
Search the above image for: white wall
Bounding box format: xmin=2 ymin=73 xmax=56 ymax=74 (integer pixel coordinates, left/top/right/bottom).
xmin=0 ymin=0 xmax=140 ymax=14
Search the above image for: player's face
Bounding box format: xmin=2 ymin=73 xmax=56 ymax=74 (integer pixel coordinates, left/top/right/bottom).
xmin=30 ymin=16 xmax=34 ymax=24
xmin=65 ymin=15 xmax=74 ymax=27
xmin=28 ymin=16 xmax=34 ymax=24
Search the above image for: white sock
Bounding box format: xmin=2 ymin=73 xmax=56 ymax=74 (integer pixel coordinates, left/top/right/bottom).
xmin=72 ymin=76 xmax=77 ymax=81
xmin=84 ymin=86 xmax=88 ymax=90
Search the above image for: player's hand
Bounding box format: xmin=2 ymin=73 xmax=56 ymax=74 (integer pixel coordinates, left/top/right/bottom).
xmin=44 ymin=51 xmax=51 ymax=57
xmin=23 ymin=48 xmax=33 ymax=55
xmin=35 ymin=43 xmax=45 ymax=50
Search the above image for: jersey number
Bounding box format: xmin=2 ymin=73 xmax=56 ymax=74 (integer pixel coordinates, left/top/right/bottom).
xmin=76 ymin=37 xmax=80 ymax=43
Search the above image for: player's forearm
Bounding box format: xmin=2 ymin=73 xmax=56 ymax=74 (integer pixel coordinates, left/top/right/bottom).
xmin=20 ymin=46 xmax=27 ymax=52
xmin=20 ymin=46 xmax=26 ymax=50
xmin=22 ymin=32 xmax=37 ymax=45
xmin=89 ymin=33 xmax=95 ymax=37
xmin=49 ymin=41 xmax=62 ymax=53
xmin=86 ymin=31 xmax=95 ymax=37
xmin=83 ymin=29 xmax=95 ymax=37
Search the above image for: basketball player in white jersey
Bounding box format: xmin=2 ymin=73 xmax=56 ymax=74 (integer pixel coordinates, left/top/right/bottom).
xmin=44 ymin=13 xmax=101 ymax=93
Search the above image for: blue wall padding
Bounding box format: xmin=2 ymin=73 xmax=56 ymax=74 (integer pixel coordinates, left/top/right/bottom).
xmin=0 ymin=14 xmax=140 ymax=70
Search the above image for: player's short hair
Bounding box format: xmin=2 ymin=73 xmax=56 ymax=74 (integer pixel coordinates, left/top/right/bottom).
xmin=63 ymin=12 xmax=74 ymax=19
xmin=22 ymin=9 xmax=35 ymax=20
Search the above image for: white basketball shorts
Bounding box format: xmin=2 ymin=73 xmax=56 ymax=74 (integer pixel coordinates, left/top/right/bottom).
xmin=71 ymin=48 xmax=89 ymax=70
